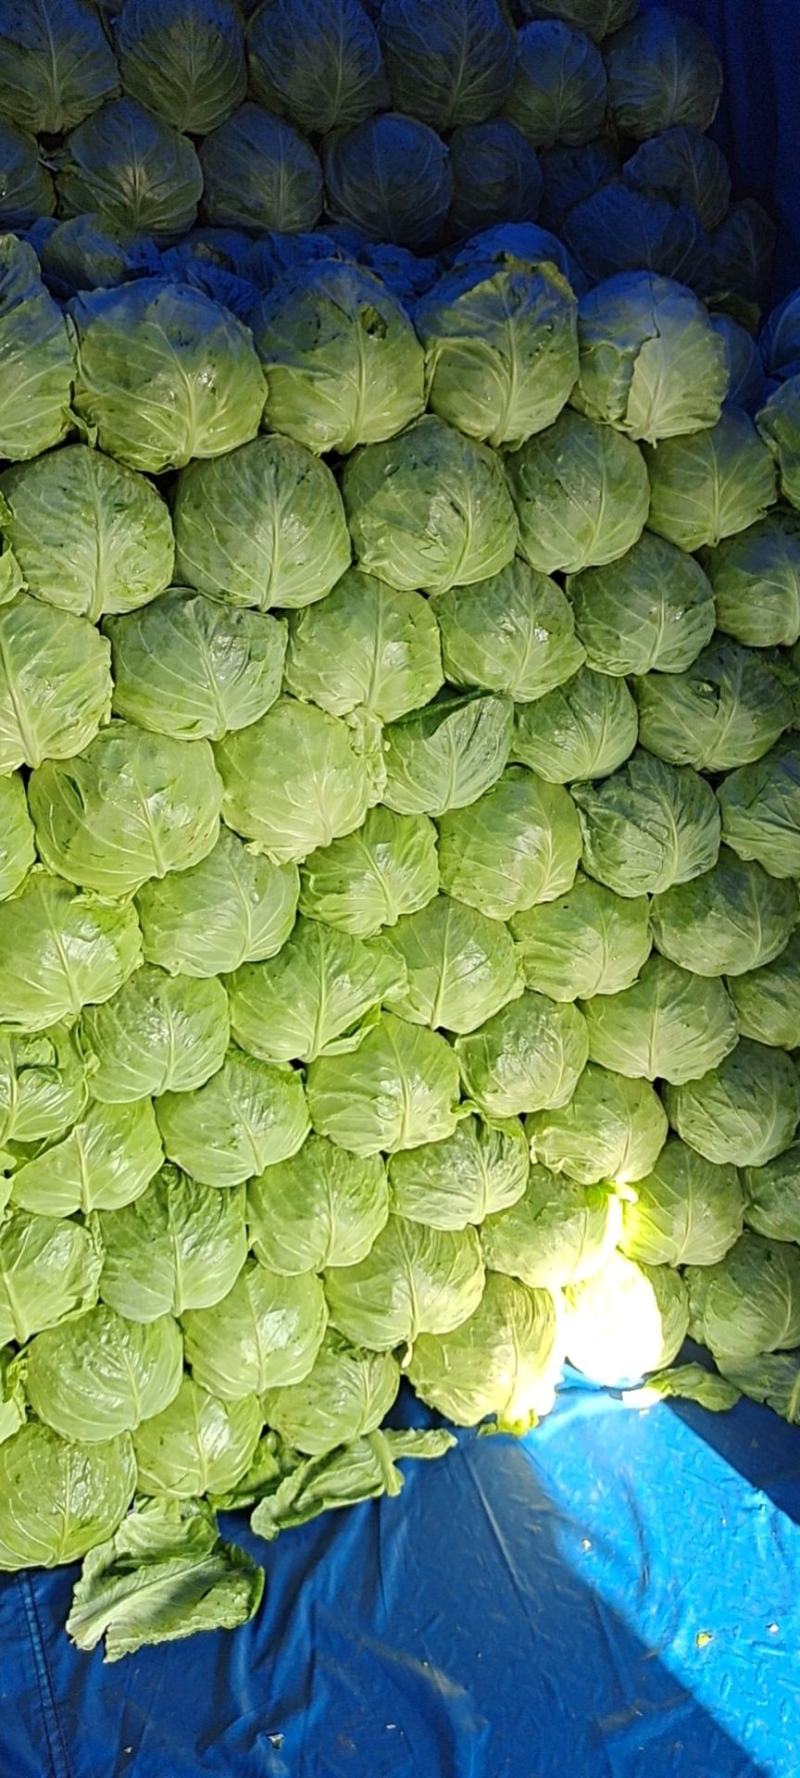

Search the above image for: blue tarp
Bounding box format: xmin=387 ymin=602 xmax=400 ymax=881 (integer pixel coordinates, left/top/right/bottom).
xmin=4 ymin=6 xmax=800 ymax=1775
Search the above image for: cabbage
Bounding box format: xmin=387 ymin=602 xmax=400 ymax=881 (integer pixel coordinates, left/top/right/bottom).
xmin=0 ymin=1424 xmax=135 ymax=1571
xmin=511 ymin=668 xmax=638 ymax=783
xmin=156 ymin=1046 xmax=309 ymax=1188
xmin=388 ymin=1113 xmax=529 ymax=1229
xmin=505 ymin=411 xmax=649 ymax=574
xmin=665 ymin=1039 xmax=800 ymax=1169
xmin=510 ymin=873 xmax=651 ymax=1002
xmin=582 ymin=954 xmax=738 ymax=1085
xmin=452 ymin=219 xmax=586 ymax=292
xmin=379 ymin=0 xmax=514 ymax=130
xmin=538 ymin=139 xmax=618 ymax=232
xmin=247 ymin=0 xmax=388 ymax=136
xmin=448 ymin=122 xmax=543 ymax=240
xmin=199 ymin=104 xmax=323 ymax=234
xmin=415 ymin=255 xmax=578 ymax=449
xmin=701 ymin=512 xmax=800 ymax=648
xmin=38 ymin=215 xmax=161 ymax=303
xmin=173 ymin=436 xmax=350 ymax=611
xmin=621 ymin=1138 xmax=743 ymax=1268
xmin=761 ymin=290 xmax=800 ymax=384
xmin=0 ymin=445 xmax=174 ymax=621
xmin=567 ymin=532 xmax=715 ymax=676
xmin=605 ymin=8 xmax=722 ymax=138
xmin=299 ymin=807 xmax=439 ymax=939
xmin=0 ymin=119 xmax=54 ymax=228
xmin=407 ymin=1271 xmax=563 ymax=1429
xmin=623 ymin=125 xmax=731 ymax=231
xmin=116 ymin=0 xmax=246 ymax=134
xmin=527 ymin=1063 xmax=668 ymax=1185
xmin=263 ymin=1334 xmax=398 ymax=1457
xmin=0 ymin=1210 xmax=102 ymax=1344
xmin=323 ymin=1213 xmax=485 ymax=1350
xmin=757 ymin=375 xmax=800 ymax=510
xmin=136 ymin=828 xmax=298 ymax=979
xmin=728 ymin=933 xmax=800 ymax=1051
xmin=742 ymin=1145 xmax=800 ymax=1243
xmin=253 ymin=261 xmax=424 ymax=455
xmin=520 ymin=0 xmax=635 ymax=37
xmin=382 ymin=692 xmax=512 ymax=817
xmin=228 ymin=917 xmax=403 ymax=1062
xmin=573 ymin=750 xmax=721 ymax=898
xmin=376 ymin=894 xmax=523 ymax=1033
xmin=215 ymin=697 xmax=384 ymax=862
xmin=26 ymin=1304 xmax=183 ymax=1442
xmin=708 ymin=200 xmax=776 ymax=310
xmin=106 ymin=590 xmax=286 ymax=741
xmin=503 ymin=22 xmax=606 ymax=149
xmin=0 ymin=236 xmax=75 ymax=462
xmin=0 ymin=868 xmax=141 ymax=1034
xmin=564 ymin=1252 xmax=689 ymax=1386
xmin=710 ymin=313 xmax=766 ymax=413
xmin=436 ymin=766 xmax=582 ymax=920
xmin=79 ymin=967 xmax=230 ymax=1102
xmin=481 ymin=1166 xmax=620 ymax=1288
xmin=0 ymin=595 xmax=111 ymax=772
xmin=344 ymin=415 xmax=517 ymax=593
xmin=96 ymin=1167 xmax=247 ymax=1320
xmin=29 ymin=723 xmax=222 ymax=897
xmin=70 ymin=281 xmax=266 ymax=475
xmin=645 ymin=408 xmax=777 ymax=551
xmin=455 ymin=991 xmax=588 ymax=1117
xmin=573 ymin=273 xmax=728 ymax=443
xmin=306 ymin=1013 xmax=461 ymax=1155
xmin=435 ymin=561 xmax=584 ymax=703
xmin=634 ymin=640 xmax=795 ymax=771
xmin=285 ymin=573 xmax=441 ymax=722
xmin=564 ymin=182 xmax=708 ymax=288
xmin=0 ymin=0 xmax=119 ymax=135
xmin=0 ymin=1025 xmax=87 ymax=1149
xmin=323 ymin=114 xmax=453 ymax=251
xmin=57 ymin=99 xmax=203 ymax=237
xmin=133 ymin=1379 xmax=261 ymax=1499
xmin=686 ymin=1233 xmax=800 ymax=1362
xmin=9 ymin=1096 xmax=163 ymax=1217
xmin=247 ymin=1136 xmax=388 ymax=1273
xmin=717 ymin=738 xmax=800 ymax=879
xmin=182 ymin=1260 xmax=327 ymax=1398
xmin=650 ymin=850 xmax=797 ymax=978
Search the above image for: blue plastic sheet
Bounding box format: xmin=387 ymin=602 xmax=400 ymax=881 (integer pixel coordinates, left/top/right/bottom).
xmin=3 ymin=1379 xmax=800 ymax=1778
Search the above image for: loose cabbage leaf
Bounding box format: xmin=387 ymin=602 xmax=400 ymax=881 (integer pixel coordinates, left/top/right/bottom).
xmin=250 ymin=1427 xmax=456 ymax=1540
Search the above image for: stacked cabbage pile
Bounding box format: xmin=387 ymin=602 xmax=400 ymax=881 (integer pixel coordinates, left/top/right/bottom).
xmin=1 ymin=0 xmax=800 ymax=1663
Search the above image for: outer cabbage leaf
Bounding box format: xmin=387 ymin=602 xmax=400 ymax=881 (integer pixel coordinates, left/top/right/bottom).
xmin=173 ymin=435 xmax=350 ymax=611
xmin=0 ymin=444 xmax=174 ymax=621
xmin=455 ymin=991 xmax=588 ymax=1117
xmin=0 ymin=772 xmax=36 ymax=903
xmin=564 ymin=1252 xmax=689 ymax=1386
xmin=70 ymin=280 xmax=266 ymax=474
xmin=29 ymin=724 xmax=222 ymax=896
xmin=116 ymin=0 xmax=246 ymax=134
xmin=388 ymin=1113 xmax=528 ymax=1230
xmin=717 ymin=739 xmax=800 ymax=879
xmin=511 ymin=668 xmax=638 ymax=783
xmin=382 ymin=693 xmax=512 ymax=817
xmin=249 ymin=1426 xmax=455 ymax=1539
xmin=285 ymin=573 xmax=441 ymax=723
xmin=106 ymin=591 xmax=286 ymax=742
xmin=407 ymin=1271 xmax=563 ymax=1430
xmin=10 ymin=1097 xmax=163 ymax=1217
xmin=137 ymin=828 xmax=298 ymax=978
xmin=757 ymin=375 xmax=800 ymax=511
xmin=503 ymin=22 xmax=606 ymax=149
xmin=621 ymin=1137 xmax=743 ymax=1267
xmin=79 ymin=966 xmax=229 ymax=1103
xmin=182 ymin=1260 xmax=328 ymax=1398
xmin=481 ymin=1166 xmax=621 ymax=1288
xmin=228 ymin=918 xmax=403 ymax=1063
xmin=306 ymin=1013 xmax=461 ymax=1156
xmin=510 ymin=874 xmax=651 ymax=1002
xmin=26 ymin=1304 xmax=183 ymax=1442
xmin=248 ymin=1136 xmax=388 ymax=1274
xmin=263 ymin=1332 xmax=399 ymax=1456
xmin=434 ymin=561 xmax=584 ymax=703
xmin=700 ymin=512 xmax=800 ymax=648
xmin=567 ymin=532 xmax=715 ymax=676
xmin=505 ymin=410 xmax=649 ymax=574
xmin=634 ymin=640 xmax=794 ymax=771
xmin=323 ymin=114 xmax=453 ymax=251
xmin=376 ymin=895 xmax=523 ymax=1034
xmin=644 ymin=408 xmax=777 ymax=551
xmin=133 ymin=1381 xmax=262 ymax=1499
xmin=324 ymin=1212 xmax=485 ymax=1351
xmin=573 ymin=750 xmax=721 ymax=898
xmin=717 ymin=1352 xmax=800 ymax=1427
xmin=199 ymin=103 xmax=322 ymax=234
xmin=344 ymin=415 xmax=517 ymax=594
xmin=0 ymin=0 xmax=119 ymax=134
xmin=0 ymin=236 xmax=75 ymax=461
xmin=729 ymin=933 xmax=800 ymax=1050
xmin=379 ymin=0 xmax=514 ymax=130
xmin=0 ymin=869 xmax=141 ymax=1033
xmin=253 ymin=261 xmax=424 ymax=456
xmin=711 ymin=313 xmax=765 ymax=413
xmin=0 ymin=1210 xmax=102 ymax=1343
xmin=0 ymin=1424 xmax=135 ymax=1571
xmin=156 ymin=1046 xmax=309 ymax=1189
xmin=583 ymin=954 xmax=738 ymax=1085
xmin=520 ymin=1 xmax=636 ymax=43
xmin=706 ymin=199 xmax=776 ymax=311
xmin=650 ymin=850 xmax=797 ymax=977
xmin=573 ymin=272 xmax=727 ymax=442
xmin=437 ymin=766 xmax=581 ymax=920
xmin=665 ymin=1039 xmax=800 ymax=1169
xmin=247 ymin=0 xmax=388 ymax=136
xmin=215 ymin=698 xmax=384 ymax=863
xmin=686 ymin=1232 xmax=800 ymax=1362
xmin=97 ymin=1168 xmax=247 ymax=1321
xmin=0 ymin=594 xmax=111 ymax=772
xmin=527 ymin=1062 xmax=668 ymax=1185
xmin=299 ymin=808 xmax=439 ymax=938
xmin=538 ymin=138 xmax=619 ymax=231
xmin=57 ymin=99 xmax=202 ymax=237
xmin=605 ymin=8 xmax=722 ymax=138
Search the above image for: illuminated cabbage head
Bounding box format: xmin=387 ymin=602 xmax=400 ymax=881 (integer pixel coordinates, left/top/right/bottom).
xmin=650 ymin=850 xmax=797 ymax=978
xmin=527 ymin=1063 xmax=668 ymax=1185
xmin=0 ymin=1423 xmax=135 ymax=1572
xmin=567 ymin=531 xmax=715 ymax=676
xmin=0 ymin=869 xmax=141 ymax=1034
xmin=182 ymin=1259 xmax=328 ymax=1399
xmin=133 ymin=1378 xmax=261 ymax=1500
xmin=299 ymin=808 xmax=439 ymax=940
xmin=0 ymin=594 xmax=111 ymax=773
xmin=564 ymin=1252 xmax=689 ymax=1386
xmin=434 ymin=560 xmax=584 ymax=704
xmin=574 ymin=271 xmax=728 ymax=443
xmin=510 ymin=873 xmax=651 ymax=1002
xmin=262 ymin=1332 xmax=399 ymax=1455
xmin=228 ymin=917 xmax=403 ymax=1062
xmin=324 ymin=1213 xmax=485 ymax=1351
xmin=573 ymin=750 xmax=721 ymax=898
xmin=382 ymin=693 xmax=512 ymax=818
xmin=481 ymin=1165 xmax=621 ymax=1289
xmin=728 ymin=933 xmax=800 ymax=1052
xmin=511 ymin=668 xmax=638 ymax=784
xmin=306 ymin=1013 xmax=462 ymax=1156
xmin=621 ymin=1137 xmax=743 ymax=1268
xmin=742 ymin=1144 xmax=800 ymax=1243
xmin=79 ymin=966 xmax=230 ymax=1103
xmin=407 ymin=1271 xmax=563 ymax=1430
